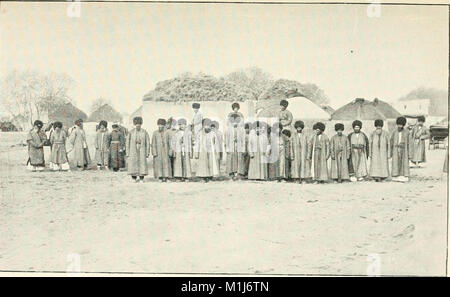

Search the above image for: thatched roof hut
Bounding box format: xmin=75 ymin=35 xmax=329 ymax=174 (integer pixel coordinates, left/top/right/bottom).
xmin=89 ymin=104 xmax=123 ymax=123
xmin=256 ymin=96 xmax=330 ymax=120
xmin=331 ymin=98 xmax=401 ymax=120
xmin=48 ymin=102 xmax=87 ymax=128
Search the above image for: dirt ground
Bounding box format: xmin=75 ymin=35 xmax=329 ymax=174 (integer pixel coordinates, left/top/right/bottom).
xmin=0 ymin=132 xmax=448 ymax=276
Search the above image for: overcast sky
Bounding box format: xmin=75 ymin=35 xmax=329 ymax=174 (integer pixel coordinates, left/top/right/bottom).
xmin=1 ymin=2 xmax=448 ymax=114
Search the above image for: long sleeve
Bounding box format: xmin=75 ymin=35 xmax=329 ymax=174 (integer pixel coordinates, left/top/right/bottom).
xmin=126 ymin=132 xmax=131 ymax=156
xmin=329 ymin=137 xmax=335 ymax=159
xmin=389 ymin=131 xmax=395 ymax=158
xmin=420 ymin=127 xmax=430 ymax=140
xmin=364 ymin=133 xmax=370 ymax=158
xmin=151 ymin=132 xmax=158 ymax=157
xmin=145 ymin=131 xmax=151 ymax=158
xmin=325 ymin=136 xmax=330 ymax=160
xmin=346 ymin=137 xmax=351 ymax=159
xmin=368 ymin=133 xmax=373 ymax=158
xmin=27 ymin=131 xmax=42 ymax=148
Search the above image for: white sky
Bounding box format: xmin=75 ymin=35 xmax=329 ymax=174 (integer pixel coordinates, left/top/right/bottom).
xmin=1 ymin=2 xmax=448 ymax=114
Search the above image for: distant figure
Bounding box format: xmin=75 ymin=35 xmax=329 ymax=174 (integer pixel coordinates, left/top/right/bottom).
xmin=49 ymin=121 xmax=70 ymax=171
xmin=279 ymin=99 xmax=293 ymax=130
xmin=227 ymin=102 xmax=245 ymax=123
xmin=152 ymin=119 xmax=172 ymax=182
xmin=94 ymin=120 xmax=109 ymax=170
xmin=211 ymin=120 xmax=224 ymax=171
xmin=224 ymin=113 xmax=246 ymax=180
xmin=348 ymin=120 xmax=369 ymax=181
xmin=26 ymin=120 xmax=46 ymax=171
xmin=192 ymin=103 xmax=203 ymax=140
xmin=194 ymin=118 xmax=220 ymax=182
xmin=290 ymin=120 xmax=310 ymax=183
xmin=330 ymin=123 xmax=351 ymax=183
xmin=107 ymin=124 xmax=126 ymax=172
xmin=248 ymin=121 xmax=270 ymax=180
xmin=308 ymin=122 xmax=330 ymax=183
xmin=69 ymin=119 xmax=91 ymax=171
xmin=390 ymin=116 xmax=410 ymax=182
xmin=410 ymin=116 xmax=429 ymax=167
xmin=369 ymin=119 xmax=391 ymax=182
xmin=126 ymin=116 xmax=151 ymax=182
xmin=171 ymin=118 xmax=193 ymax=181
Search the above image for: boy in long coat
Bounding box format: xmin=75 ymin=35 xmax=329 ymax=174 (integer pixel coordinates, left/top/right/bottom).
xmin=171 ymin=118 xmax=193 ymax=181
xmin=307 ymin=122 xmax=330 ymax=183
xmin=224 ymin=114 xmax=246 ymax=180
xmin=330 ymin=123 xmax=351 ymax=183
xmin=348 ymin=120 xmax=369 ymax=181
xmin=126 ymin=116 xmax=151 ymax=182
xmin=248 ymin=121 xmax=270 ymax=180
xmin=268 ymin=122 xmax=283 ymax=180
xmin=166 ymin=118 xmax=178 ymax=179
xmin=26 ymin=120 xmax=46 ymax=171
xmin=94 ymin=120 xmax=109 ymax=170
xmin=152 ymin=119 xmax=172 ymax=182
xmin=290 ymin=120 xmax=310 ymax=183
xmin=369 ymin=119 xmax=391 ymax=181
xmin=194 ymin=118 xmax=220 ymax=182
xmin=107 ymin=124 xmax=125 ymax=172
xmin=68 ymin=119 xmax=91 ymax=170
xmin=390 ymin=116 xmax=410 ymax=182
xmin=49 ymin=121 xmax=70 ymax=171
xmin=211 ymin=121 xmax=224 ymax=172
xmin=410 ymin=116 xmax=429 ymax=167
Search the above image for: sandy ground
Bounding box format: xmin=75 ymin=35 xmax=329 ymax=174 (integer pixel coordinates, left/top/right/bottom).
xmin=0 ymin=132 xmax=448 ymax=276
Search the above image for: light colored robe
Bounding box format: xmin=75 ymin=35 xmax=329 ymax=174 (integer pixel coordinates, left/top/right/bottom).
xmin=248 ymin=130 xmax=270 ymax=180
xmin=68 ymin=126 xmax=91 ymax=167
xmin=50 ymin=130 xmax=68 ymax=165
xmin=348 ymin=132 xmax=369 ymax=178
xmin=126 ymin=128 xmax=150 ymax=176
xmin=225 ymin=125 xmax=246 ymax=175
xmin=27 ymin=129 xmax=46 ymax=166
xmin=192 ymin=111 xmax=203 ymax=138
xmin=308 ymin=133 xmax=330 ymax=181
xmin=94 ymin=130 xmax=109 ymax=166
xmin=290 ymin=131 xmax=310 ymax=179
xmin=194 ymin=130 xmax=220 ymax=177
xmin=390 ymin=129 xmax=410 ymax=177
xmin=152 ymin=130 xmax=172 ymax=178
xmin=279 ymin=109 xmax=293 ymax=130
xmin=410 ymin=124 xmax=429 ymax=163
xmin=330 ymin=134 xmax=351 ymax=180
xmin=171 ymin=129 xmax=193 ymax=178
xmin=369 ymin=130 xmax=390 ymax=178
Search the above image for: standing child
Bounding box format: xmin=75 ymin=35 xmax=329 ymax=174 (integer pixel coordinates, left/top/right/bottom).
xmin=194 ymin=118 xmax=220 ymax=182
xmin=330 ymin=123 xmax=351 ymax=183
xmin=152 ymin=119 xmax=172 ymax=182
xmin=369 ymin=119 xmax=391 ymax=182
xmin=410 ymin=116 xmax=429 ymax=167
xmin=248 ymin=121 xmax=270 ymax=180
xmin=107 ymin=124 xmax=126 ymax=172
xmin=171 ymin=118 xmax=193 ymax=181
xmin=290 ymin=120 xmax=310 ymax=183
xmin=126 ymin=117 xmax=151 ymax=182
xmin=224 ymin=114 xmax=246 ymax=180
xmin=49 ymin=121 xmax=70 ymax=171
xmin=94 ymin=120 xmax=109 ymax=170
xmin=308 ymin=122 xmax=330 ymax=184
xmin=348 ymin=120 xmax=369 ymax=181
xmin=26 ymin=120 xmax=46 ymax=171
xmin=390 ymin=116 xmax=410 ymax=182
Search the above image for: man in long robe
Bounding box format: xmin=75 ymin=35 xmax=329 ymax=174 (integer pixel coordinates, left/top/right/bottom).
xmin=194 ymin=118 xmax=220 ymax=182
xmin=248 ymin=121 xmax=270 ymax=180
xmin=279 ymin=99 xmax=293 ymax=131
xmin=49 ymin=121 xmax=70 ymax=171
xmin=243 ymin=122 xmax=251 ymax=178
xmin=410 ymin=116 xmax=430 ymax=167
xmin=118 ymin=125 xmax=128 ymax=170
xmin=165 ymin=117 xmax=178 ymax=179
xmin=171 ymin=118 xmax=193 ymax=181
xmin=224 ymin=114 xmax=246 ymax=180
xmin=268 ymin=122 xmax=282 ymax=180
xmin=390 ymin=116 xmax=410 ymax=182
xmin=152 ymin=118 xmax=172 ymax=182
xmin=107 ymin=124 xmax=126 ymax=172
xmin=26 ymin=120 xmax=46 ymax=171
xmin=126 ymin=116 xmax=151 ymax=182
xmin=278 ymin=129 xmax=291 ymax=181
xmin=211 ymin=121 xmax=224 ymax=172
xmin=290 ymin=120 xmax=310 ymax=183
xmin=192 ymin=103 xmax=203 ymax=141
xmin=307 ymin=122 xmax=330 ymax=183
xmin=94 ymin=120 xmax=109 ymax=170
xmin=330 ymin=123 xmax=351 ymax=183
xmin=68 ymin=119 xmax=91 ymax=170
xmin=369 ymin=119 xmax=391 ymax=181
xmin=348 ymin=120 xmax=369 ymax=181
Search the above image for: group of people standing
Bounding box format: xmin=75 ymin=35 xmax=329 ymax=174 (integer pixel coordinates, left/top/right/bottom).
xmin=26 ymin=99 xmax=435 ymax=183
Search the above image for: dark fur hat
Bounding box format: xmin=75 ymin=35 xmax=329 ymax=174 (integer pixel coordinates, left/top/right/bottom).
xmin=313 ymin=122 xmax=325 ymax=132
xmin=281 ymin=129 xmax=291 ymax=137
xmin=335 ymin=123 xmax=344 ymax=131
xmin=157 ymin=118 xmax=166 ymax=126
xmin=280 ymin=99 xmax=289 ymax=107
xmin=192 ymin=103 xmax=200 ymax=109
xmin=33 ymin=120 xmax=44 ymax=128
xmin=294 ymin=120 xmax=305 ymax=129
xmin=352 ymin=120 xmax=362 ymax=129
xmin=99 ymin=120 xmax=108 ymax=128
xmin=396 ymin=116 xmax=407 ymax=126
xmin=133 ymin=116 xmax=143 ymax=125
xmin=232 ymin=102 xmax=240 ymax=110
xmin=374 ymin=119 xmax=384 ymax=127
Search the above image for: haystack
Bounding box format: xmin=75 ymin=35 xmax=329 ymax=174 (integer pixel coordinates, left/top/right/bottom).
xmin=89 ymin=104 xmax=123 ymax=123
xmin=331 ymin=98 xmax=401 ymax=120
xmin=48 ymin=102 xmax=88 ymax=128
xmin=256 ymin=96 xmax=330 ymax=120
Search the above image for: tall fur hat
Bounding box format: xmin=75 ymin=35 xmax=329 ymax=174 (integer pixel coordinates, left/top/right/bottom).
xmin=352 ymin=120 xmax=362 ymax=129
